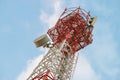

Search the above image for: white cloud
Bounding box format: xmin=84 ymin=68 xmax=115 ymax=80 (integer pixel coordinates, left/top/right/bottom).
xmin=40 ymin=0 xmax=62 ymax=28
xmin=73 ymin=55 xmax=100 ymax=80
xmin=16 ymin=48 xmax=49 ymax=80
xmin=17 ymin=54 xmax=43 ymax=80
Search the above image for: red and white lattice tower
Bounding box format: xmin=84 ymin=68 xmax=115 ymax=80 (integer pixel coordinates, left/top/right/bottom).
xmin=27 ymin=7 xmax=97 ymax=80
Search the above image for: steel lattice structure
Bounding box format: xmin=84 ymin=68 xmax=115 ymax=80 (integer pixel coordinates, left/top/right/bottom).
xmin=27 ymin=7 xmax=97 ymax=80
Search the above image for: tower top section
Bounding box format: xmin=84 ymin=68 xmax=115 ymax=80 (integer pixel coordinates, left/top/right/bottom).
xmin=47 ymin=7 xmax=97 ymax=53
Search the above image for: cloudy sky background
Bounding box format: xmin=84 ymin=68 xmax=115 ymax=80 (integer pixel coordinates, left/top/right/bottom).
xmin=0 ymin=0 xmax=120 ymax=80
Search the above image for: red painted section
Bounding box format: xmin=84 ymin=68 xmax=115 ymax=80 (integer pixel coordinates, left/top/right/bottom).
xmin=47 ymin=7 xmax=93 ymax=53
xmin=32 ymin=69 xmax=55 ymax=80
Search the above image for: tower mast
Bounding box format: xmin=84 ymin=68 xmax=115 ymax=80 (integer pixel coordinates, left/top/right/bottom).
xmin=27 ymin=7 xmax=97 ymax=80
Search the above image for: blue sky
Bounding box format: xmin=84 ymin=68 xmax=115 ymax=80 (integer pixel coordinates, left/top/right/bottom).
xmin=0 ymin=0 xmax=120 ymax=80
